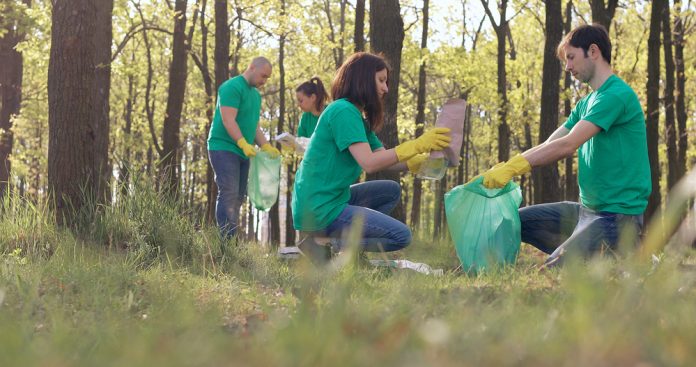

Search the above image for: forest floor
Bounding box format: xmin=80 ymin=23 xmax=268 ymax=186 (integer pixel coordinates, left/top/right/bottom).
xmin=2 ymin=192 xmax=696 ymax=366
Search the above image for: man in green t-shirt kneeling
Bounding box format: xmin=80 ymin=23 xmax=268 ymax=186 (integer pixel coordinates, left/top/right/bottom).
xmin=476 ymin=24 xmax=651 ymax=267
xmin=207 ymin=57 xmax=280 ymax=238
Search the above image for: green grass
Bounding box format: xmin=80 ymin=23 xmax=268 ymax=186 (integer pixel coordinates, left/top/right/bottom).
xmin=1 ymin=186 xmax=696 ymax=366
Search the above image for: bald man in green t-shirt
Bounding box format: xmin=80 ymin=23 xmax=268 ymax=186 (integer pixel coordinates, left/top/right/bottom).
xmin=475 ymin=24 xmax=651 ymax=267
xmin=208 ymin=57 xmax=280 ymax=238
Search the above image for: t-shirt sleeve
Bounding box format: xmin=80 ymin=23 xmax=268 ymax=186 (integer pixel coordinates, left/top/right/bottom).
xmin=218 ymin=80 xmax=243 ymax=109
xmin=580 ymin=93 xmax=624 ymax=131
xmin=331 ymin=107 xmax=369 ymax=151
xmin=367 ymin=130 xmax=383 ymax=150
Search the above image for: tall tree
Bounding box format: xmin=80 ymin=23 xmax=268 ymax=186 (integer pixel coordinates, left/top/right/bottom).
xmin=0 ymin=0 xmax=30 ymax=198
xmin=662 ymin=0 xmax=678 ymax=190
xmin=534 ymin=0 xmax=563 ymax=204
xmin=161 ymin=0 xmax=191 ymax=196
xmin=673 ymin=0 xmax=688 ymax=181
xmin=369 ymin=0 xmax=405 ymax=222
xmin=269 ymin=0 xmax=288 ymax=248
xmin=48 ymin=0 xmax=113 ymax=224
xmin=481 ymin=0 xmax=511 ymax=162
xmin=323 ymin=0 xmax=348 ymax=69
xmin=562 ymin=0 xmax=578 ymax=201
xmin=590 ymin=0 xmax=618 ymax=31
xmin=645 ymin=0 xmax=663 ymax=219
xmin=354 ymin=0 xmax=365 ymax=52
xmin=410 ymin=0 xmax=429 ymax=230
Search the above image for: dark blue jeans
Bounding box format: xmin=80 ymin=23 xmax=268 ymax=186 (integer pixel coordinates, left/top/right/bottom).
xmin=209 ymin=150 xmax=249 ymax=238
xmin=520 ymin=201 xmax=644 ymax=266
xmin=322 ymin=180 xmax=412 ymax=252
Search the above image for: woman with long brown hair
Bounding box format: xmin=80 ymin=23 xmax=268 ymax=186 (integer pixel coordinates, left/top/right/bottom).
xmin=291 ymin=52 xmax=451 ymax=263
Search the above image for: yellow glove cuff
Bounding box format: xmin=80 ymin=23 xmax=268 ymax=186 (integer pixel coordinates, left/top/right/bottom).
xmin=508 ymin=154 xmax=532 ymax=175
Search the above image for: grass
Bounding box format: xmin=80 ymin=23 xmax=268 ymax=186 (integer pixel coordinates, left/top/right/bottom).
xmin=1 ymin=184 xmax=696 ymax=366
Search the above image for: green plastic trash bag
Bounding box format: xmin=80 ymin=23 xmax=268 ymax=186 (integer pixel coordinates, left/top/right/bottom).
xmin=248 ymin=151 xmax=281 ymax=211
xmin=444 ymin=176 xmax=523 ymax=273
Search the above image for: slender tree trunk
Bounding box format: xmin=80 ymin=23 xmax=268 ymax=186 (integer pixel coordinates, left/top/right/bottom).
xmin=645 ymin=0 xmax=663 ymax=220
xmin=119 ymin=64 xmax=135 ymax=198
xmin=590 ymin=0 xmax=618 ymax=31
xmin=0 ymin=1 xmax=29 ymax=198
xmin=48 ymin=0 xmax=112 ymax=225
xmin=481 ymin=0 xmax=510 ymax=162
xmin=353 ymin=0 xmax=365 ymax=52
xmin=269 ymin=0 xmax=287 ymax=248
xmin=208 ymin=0 xmax=230 ymax=223
xmin=161 ymin=0 xmax=190 ymax=197
xmin=534 ymin=0 xmax=562 ymax=204
xmin=563 ymin=0 xmax=577 ymax=201
xmin=368 ymin=0 xmax=406 ymax=222
xmin=662 ymin=0 xmax=678 ymax=190
xmin=673 ymin=0 xmax=687 ymax=181
xmin=410 ymin=0 xmax=429 ymax=230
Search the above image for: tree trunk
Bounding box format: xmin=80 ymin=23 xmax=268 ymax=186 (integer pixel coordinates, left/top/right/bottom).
xmin=410 ymin=0 xmax=429 ymax=230
xmin=269 ymin=0 xmax=287 ymax=248
xmin=534 ymin=0 xmax=562 ymax=204
xmin=119 ymin=63 xmax=135 ymax=198
xmin=353 ymin=0 xmax=365 ymax=52
xmin=645 ymin=0 xmax=663 ymax=220
xmin=161 ymin=0 xmax=189 ymax=197
xmin=207 ymin=0 xmax=230 ymax=223
xmin=563 ymin=0 xmax=577 ymax=201
xmin=368 ymin=0 xmax=405 ymax=222
xmin=481 ymin=0 xmax=510 ymax=162
xmin=590 ymin=0 xmax=618 ymax=31
xmin=673 ymin=0 xmax=687 ymax=181
xmin=662 ymin=0 xmax=678 ymax=190
xmin=0 ymin=1 xmax=29 ymax=198
xmin=48 ymin=0 xmax=112 ymax=225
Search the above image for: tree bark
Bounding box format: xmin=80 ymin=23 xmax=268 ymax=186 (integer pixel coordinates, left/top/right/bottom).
xmin=353 ymin=0 xmax=365 ymax=52
xmin=481 ymin=0 xmax=510 ymax=162
xmin=0 ymin=1 xmax=29 ymax=198
xmin=534 ymin=0 xmax=562 ymax=204
xmin=590 ymin=0 xmax=618 ymax=32
xmin=48 ymin=0 xmax=112 ymax=225
xmin=645 ymin=0 xmax=663 ymax=220
xmin=673 ymin=0 xmax=687 ymax=181
xmin=563 ymin=0 xmax=577 ymax=201
xmin=269 ymin=0 xmax=287 ymax=248
xmin=368 ymin=0 xmax=406 ymax=222
xmin=410 ymin=0 xmax=429 ymax=230
xmin=161 ymin=0 xmax=190 ymax=197
xmin=662 ymin=0 xmax=678 ymax=190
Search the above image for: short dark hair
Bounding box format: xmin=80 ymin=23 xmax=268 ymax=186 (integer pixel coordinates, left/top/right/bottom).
xmin=331 ymin=52 xmax=389 ymax=132
xmin=557 ymin=24 xmax=612 ymax=64
xmin=296 ymin=77 xmax=328 ymax=113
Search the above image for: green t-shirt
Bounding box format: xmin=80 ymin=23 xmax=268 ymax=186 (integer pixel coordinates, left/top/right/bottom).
xmin=563 ymin=74 xmax=651 ymax=215
xmin=297 ymin=111 xmax=320 ymax=138
xmin=207 ymin=75 xmax=261 ymax=158
xmin=292 ymin=99 xmax=384 ymax=231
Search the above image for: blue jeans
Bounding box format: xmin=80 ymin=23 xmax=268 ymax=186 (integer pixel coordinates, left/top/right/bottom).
xmin=209 ymin=150 xmax=249 ymax=238
xmin=321 ymin=180 xmax=412 ymax=252
xmin=520 ymin=201 xmax=644 ymax=266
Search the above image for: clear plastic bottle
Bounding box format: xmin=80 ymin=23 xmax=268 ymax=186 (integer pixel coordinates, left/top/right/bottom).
xmin=416 ymin=157 xmax=448 ymax=180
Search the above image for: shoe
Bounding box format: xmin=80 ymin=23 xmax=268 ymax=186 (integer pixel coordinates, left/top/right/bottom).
xmin=297 ymin=236 xmax=332 ymax=266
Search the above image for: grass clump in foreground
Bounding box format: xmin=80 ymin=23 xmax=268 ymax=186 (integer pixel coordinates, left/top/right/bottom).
xmin=1 ymin=185 xmax=696 ymax=366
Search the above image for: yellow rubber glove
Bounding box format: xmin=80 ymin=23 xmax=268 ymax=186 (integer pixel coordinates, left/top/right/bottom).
xmin=260 ymin=143 xmax=281 ymax=158
xmin=466 ymin=162 xmax=505 ymax=185
xmin=406 ymin=154 xmax=428 ymax=173
xmin=394 ymin=127 xmax=451 ymax=162
xmin=482 ymin=155 xmax=531 ymax=188
xmin=236 ymin=138 xmax=257 ymax=158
